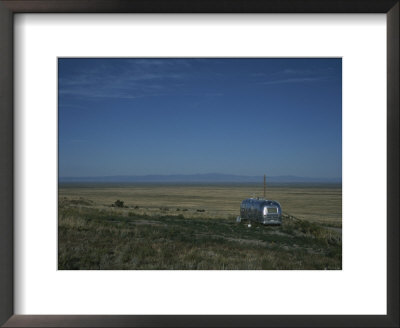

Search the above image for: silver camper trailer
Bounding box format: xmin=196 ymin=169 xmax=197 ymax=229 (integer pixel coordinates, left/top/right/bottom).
xmin=239 ymin=198 xmax=282 ymax=225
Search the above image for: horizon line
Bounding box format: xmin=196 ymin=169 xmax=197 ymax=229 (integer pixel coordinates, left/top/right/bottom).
xmin=59 ymin=173 xmax=342 ymax=180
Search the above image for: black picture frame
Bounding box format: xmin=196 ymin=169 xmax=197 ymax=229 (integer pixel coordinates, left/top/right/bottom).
xmin=0 ymin=1 xmax=398 ymax=327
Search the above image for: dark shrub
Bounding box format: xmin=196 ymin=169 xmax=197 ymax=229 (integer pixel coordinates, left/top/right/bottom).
xmin=114 ymin=200 xmax=124 ymax=208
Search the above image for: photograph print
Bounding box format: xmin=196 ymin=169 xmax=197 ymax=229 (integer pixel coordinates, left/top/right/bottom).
xmin=58 ymin=58 xmax=342 ymax=270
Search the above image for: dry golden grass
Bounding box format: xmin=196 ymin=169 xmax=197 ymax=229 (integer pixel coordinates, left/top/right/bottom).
xmin=58 ymin=184 xmax=342 ymax=270
xmin=58 ymin=205 xmax=342 ymax=270
xmin=59 ymin=183 xmax=341 ymax=224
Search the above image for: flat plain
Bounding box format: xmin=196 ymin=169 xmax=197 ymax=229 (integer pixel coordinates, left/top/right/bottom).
xmin=58 ymin=183 xmax=342 ymax=270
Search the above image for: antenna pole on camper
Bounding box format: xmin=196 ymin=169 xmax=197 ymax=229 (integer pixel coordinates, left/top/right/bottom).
xmin=263 ymin=174 xmax=266 ymax=199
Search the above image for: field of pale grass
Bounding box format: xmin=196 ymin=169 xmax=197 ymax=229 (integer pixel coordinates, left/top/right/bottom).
xmin=59 ymin=183 xmax=341 ymax=224
xmin=58 ymin=183 xmax=341 ymax=270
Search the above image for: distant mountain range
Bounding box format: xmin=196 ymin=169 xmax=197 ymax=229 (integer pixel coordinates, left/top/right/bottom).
xmin=59 ymin=173 xmax=341 ymax=184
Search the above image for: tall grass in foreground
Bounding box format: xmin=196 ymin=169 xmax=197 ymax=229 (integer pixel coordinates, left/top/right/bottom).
xmin=58 ymin=199 xmax=341 ymax=270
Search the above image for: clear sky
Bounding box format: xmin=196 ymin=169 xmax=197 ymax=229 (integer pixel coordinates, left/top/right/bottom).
xmin=58 ymin=58 xmax=342 ymax=179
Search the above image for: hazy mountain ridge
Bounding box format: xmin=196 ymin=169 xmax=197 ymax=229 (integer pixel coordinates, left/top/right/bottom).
xmin=59 ymin=173 xmax=341 ymax=183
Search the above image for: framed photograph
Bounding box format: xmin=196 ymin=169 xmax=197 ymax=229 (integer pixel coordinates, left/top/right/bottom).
xmin=57 ymin=56 xmax=343 ymax=272
xmin=0 ymin=1 xmax=398 ymax=327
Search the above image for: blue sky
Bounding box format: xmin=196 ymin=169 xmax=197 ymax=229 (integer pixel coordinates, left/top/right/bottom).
xmin=58 ymin=58 xmax=342 ymax=179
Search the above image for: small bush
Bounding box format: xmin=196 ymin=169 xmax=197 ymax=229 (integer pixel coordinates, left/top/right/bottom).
xmin=197 ymin=209 xmax=205 ymax=212
xmin=114 ymin=200 xmax=124 ymax=208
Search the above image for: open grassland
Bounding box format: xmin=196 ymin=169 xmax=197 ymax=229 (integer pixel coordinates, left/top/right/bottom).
xmin=58 ymin=183 xmax=341 ymax=270
xmin=59 ymin=183 xmax=342 ymax=225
